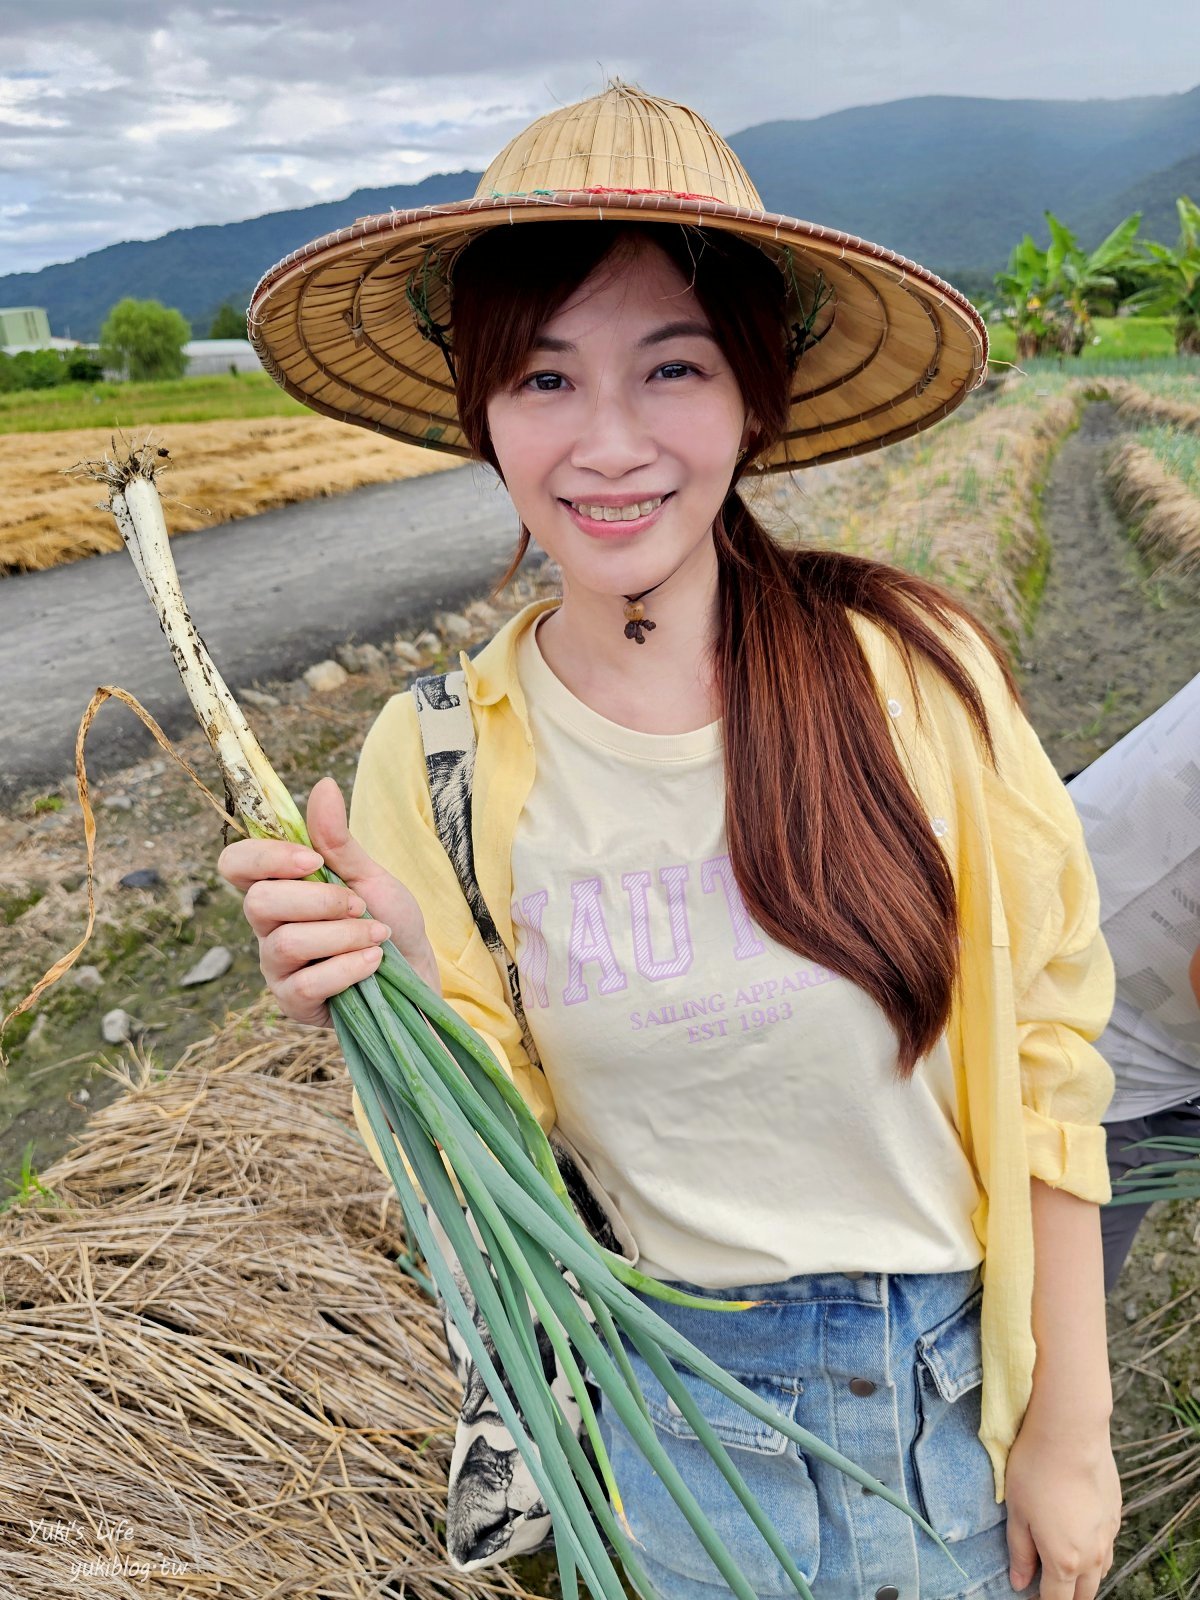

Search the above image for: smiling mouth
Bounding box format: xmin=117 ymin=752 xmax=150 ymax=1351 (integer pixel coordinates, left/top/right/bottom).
xmin=560 ymin=492 xmax=674 ymax=522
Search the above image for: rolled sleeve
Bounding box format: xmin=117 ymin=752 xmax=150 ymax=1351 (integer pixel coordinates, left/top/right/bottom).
xmin=960 ymin=626 xmax=1116 ymax=1203
xmin=993 ymin=703 xmax=1117 ymax=1201
xmin=1017 ymin=959 xmax=1116 ymax=1203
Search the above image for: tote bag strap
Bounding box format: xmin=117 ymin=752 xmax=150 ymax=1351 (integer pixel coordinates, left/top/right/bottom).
xmin=410 ymin=667 xmax=545 ymax=1074
xmin=408 ymin=665 xmax=639 ymax=1265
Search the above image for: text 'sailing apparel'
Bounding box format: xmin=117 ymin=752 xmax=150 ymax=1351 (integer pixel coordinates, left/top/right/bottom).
xmin=347 ymin=596 xmax=1116 ymax=1504
xmin=511 ymin=611 xmax=984 ymax=1288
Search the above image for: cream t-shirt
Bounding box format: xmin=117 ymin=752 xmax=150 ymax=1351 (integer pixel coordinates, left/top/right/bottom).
xmin=510 ymin=611 xmax=984 ymax=1288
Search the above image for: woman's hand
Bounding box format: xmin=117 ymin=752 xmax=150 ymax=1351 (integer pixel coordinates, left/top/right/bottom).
xmin=218 ymin=775 xmax=442 ymax=1027
xmin=1002 ymin=1403 xmax=1121 ymax=1599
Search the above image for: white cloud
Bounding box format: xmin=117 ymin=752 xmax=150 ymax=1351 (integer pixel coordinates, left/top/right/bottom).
xmin=0 ymin=0 xmax=1195 ymax=275
xmin=126 ymin=99 xmax=241 ymax=144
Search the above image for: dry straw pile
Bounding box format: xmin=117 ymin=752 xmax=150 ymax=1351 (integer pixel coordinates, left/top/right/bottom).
xmin=1102 ymin=378 xmax=1200 ymax=435
xmin=0 ymin=416 xmax=459 ymax=576
xmin=0 ymin=997 xmax=540 ymax=1599
xmin=1105 ymin=439 xmax=1200 ymax=574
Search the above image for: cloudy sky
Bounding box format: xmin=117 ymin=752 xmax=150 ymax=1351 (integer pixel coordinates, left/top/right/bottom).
xmin=2 ymin=0 xmax=1195 ymax=276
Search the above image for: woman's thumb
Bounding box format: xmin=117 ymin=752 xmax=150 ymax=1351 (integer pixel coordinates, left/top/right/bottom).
xmin=305 ymin=776 xmax=379 ymax=888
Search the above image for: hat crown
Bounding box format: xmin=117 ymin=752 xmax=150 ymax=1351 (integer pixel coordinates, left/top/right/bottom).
xmin=476 ymin=79 xmax=765 ymax=210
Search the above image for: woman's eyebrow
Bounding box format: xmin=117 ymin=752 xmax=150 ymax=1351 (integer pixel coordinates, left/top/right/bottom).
xmin=530 ymin=319 xmax=718 ymax=352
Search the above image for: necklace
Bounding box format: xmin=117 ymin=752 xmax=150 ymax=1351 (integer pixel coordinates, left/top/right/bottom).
xmin=622 ymin=574 xmax=671 ymax=644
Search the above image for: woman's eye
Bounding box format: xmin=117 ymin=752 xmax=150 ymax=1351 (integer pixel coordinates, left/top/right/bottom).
xmin=519 ymin=362 xmax=697 ymax=392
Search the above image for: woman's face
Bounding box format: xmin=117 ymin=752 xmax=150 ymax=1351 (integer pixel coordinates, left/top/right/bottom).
xmin=485 ymin=238 xmax=751 ymax=600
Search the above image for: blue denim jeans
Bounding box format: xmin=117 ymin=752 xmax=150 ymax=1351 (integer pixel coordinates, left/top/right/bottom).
xmin=593 ymin=1264 xmax=1040 ymax=1600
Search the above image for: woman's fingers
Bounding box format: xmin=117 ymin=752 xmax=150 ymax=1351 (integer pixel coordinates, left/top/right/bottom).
xmin=216 ymin=781 xmax=443 ymax=1027
xmin=259 ymin=915 xmax=391 ymax=988
xmin=242 ymin=877 xmax=366 ymax=938
xmin=217 ymin=836 xmax=321 ymax=892
xmin=275 ymin=944 xmax=386 ymax=1029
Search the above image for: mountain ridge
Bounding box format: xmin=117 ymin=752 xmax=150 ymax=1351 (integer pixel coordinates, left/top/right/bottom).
xmin=3 ymin=83 xmax=1196 ymax=341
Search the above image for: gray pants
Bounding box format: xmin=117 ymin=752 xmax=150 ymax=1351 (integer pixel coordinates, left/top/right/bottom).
xmin=1101 ymin=1092 xmax=1200 ymax=1296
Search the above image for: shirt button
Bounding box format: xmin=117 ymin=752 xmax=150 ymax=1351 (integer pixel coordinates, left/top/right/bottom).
xmin=876 ymin=1587 xmax=900 ymax=1600
xmin=849 ymin=1377 xmax=876 ymax=1396
xmin=886 ymin=698 xmax=903 ymax=717
xmin=931 ymin=816 xmax=948 ymax=837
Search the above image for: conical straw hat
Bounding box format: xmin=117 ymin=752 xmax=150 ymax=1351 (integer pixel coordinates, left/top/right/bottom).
xmin=248 ymin=79 xmax=988 ymax=472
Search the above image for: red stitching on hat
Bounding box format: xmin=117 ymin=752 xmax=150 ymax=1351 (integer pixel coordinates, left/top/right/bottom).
xmin=576 ymin=184 xmax=721 ymax=201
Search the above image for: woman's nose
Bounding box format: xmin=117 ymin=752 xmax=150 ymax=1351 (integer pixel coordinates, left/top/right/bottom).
xmin=568 ymin=393 xmax=657 ymax=477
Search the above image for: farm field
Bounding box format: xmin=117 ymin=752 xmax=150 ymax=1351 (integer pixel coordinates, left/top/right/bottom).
xmin=1 ymin=358 xmax=1198 ymax=1596
xmin=964 ymin=315 xmax=1176 ymax=371
xmin=0 ymin=412 xmax=463 ymax=575
xmin=0 ymin=370 xmax=312 ymax=433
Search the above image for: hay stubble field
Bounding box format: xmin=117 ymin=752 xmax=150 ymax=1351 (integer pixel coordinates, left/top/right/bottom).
xmin=0 ymin=409 xmax=462 ymax=576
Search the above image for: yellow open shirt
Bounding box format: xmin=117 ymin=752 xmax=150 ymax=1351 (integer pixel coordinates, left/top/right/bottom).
xmin=347 ymin=596 xmax=1115 ymax=1506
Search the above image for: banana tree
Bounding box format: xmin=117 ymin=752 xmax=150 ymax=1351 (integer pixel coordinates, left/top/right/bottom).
xmin=1120 ymin=196 xmax=1200 ymax=355
xmin=994 ymin=234 xmax=1064 ymax=358
xmin=994 ymin=210 xmax=1143 ymax=357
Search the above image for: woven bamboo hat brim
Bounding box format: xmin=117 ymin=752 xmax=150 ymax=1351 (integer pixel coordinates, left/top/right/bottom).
xmin=248 ymin=80 xmax=988 ymax=473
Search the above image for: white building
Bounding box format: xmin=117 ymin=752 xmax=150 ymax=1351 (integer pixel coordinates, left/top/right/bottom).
xmin=0 ymin=305 xmax=84 ymax=352
xmin=183 ymin=339 xmax=264 ymax=376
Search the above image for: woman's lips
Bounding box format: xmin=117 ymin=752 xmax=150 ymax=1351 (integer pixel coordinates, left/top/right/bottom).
xmin=560 ymin=492 xmax=674 ymax=538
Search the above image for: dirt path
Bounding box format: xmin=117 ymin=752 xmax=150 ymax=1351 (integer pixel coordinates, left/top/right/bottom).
xmin=1017 ymin=400 xmax=1200 ymax=779
xmin=0 ymin=460 xmax=519 ymax=801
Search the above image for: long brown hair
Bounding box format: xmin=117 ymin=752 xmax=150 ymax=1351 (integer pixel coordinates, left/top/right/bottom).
xmin=446 ymin=220 xmax=1021 ymax=1080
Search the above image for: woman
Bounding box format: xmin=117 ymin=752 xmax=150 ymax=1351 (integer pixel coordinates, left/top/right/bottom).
xmin=229 ymin=82 xmax=1121 ymax=1600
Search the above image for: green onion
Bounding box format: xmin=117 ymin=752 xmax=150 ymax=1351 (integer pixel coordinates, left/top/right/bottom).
xmin=42 ymin=436 xmax=970 ymax=1598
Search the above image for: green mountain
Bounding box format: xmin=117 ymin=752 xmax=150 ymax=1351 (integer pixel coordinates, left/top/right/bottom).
xmin=726 ymin=85 xmax=1200 ymax=276
xmin=4 ymin=84 xmax=1197 ymax=342
xmin=0 ymin=171 xmax=476 ymax=346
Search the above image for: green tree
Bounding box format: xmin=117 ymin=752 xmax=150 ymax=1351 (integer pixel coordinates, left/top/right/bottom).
xmin=98 ymin=298 xmax=191 ymax=381
xmin=65 ymin=349 xmax=104 ymax=384
xmin=208 ymin=300 xmax=247 ymax=339
xmin=1121 ymin=196 xmax=1200 ymax=355
xmin=0 ymin=349 xmax=65 ymax=392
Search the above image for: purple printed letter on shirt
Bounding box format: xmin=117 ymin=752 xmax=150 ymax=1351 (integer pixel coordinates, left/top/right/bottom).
xmin=562 ymin=878 xmax=628 ymax=1005
xmin=701 ymin=854 xmax=767 ymax=960
xmin=622 ymin=865 xmax=694 ymax=981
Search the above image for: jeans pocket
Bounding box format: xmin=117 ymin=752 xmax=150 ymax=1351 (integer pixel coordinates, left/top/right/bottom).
xmin=604 ymin=1349 xmax=822 ymax=1592
xmin=911 ymin=1284 xmax=1007 ymax=1543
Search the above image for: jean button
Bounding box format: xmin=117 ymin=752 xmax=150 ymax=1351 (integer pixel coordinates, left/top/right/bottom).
xmin=849 ymin=1377 xmax=877 ymax=1396
xmin=876 ymin=1587 xmax=900 ymax=1600
xmin=843 ymin=1269 xmax=865 ymax=1279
